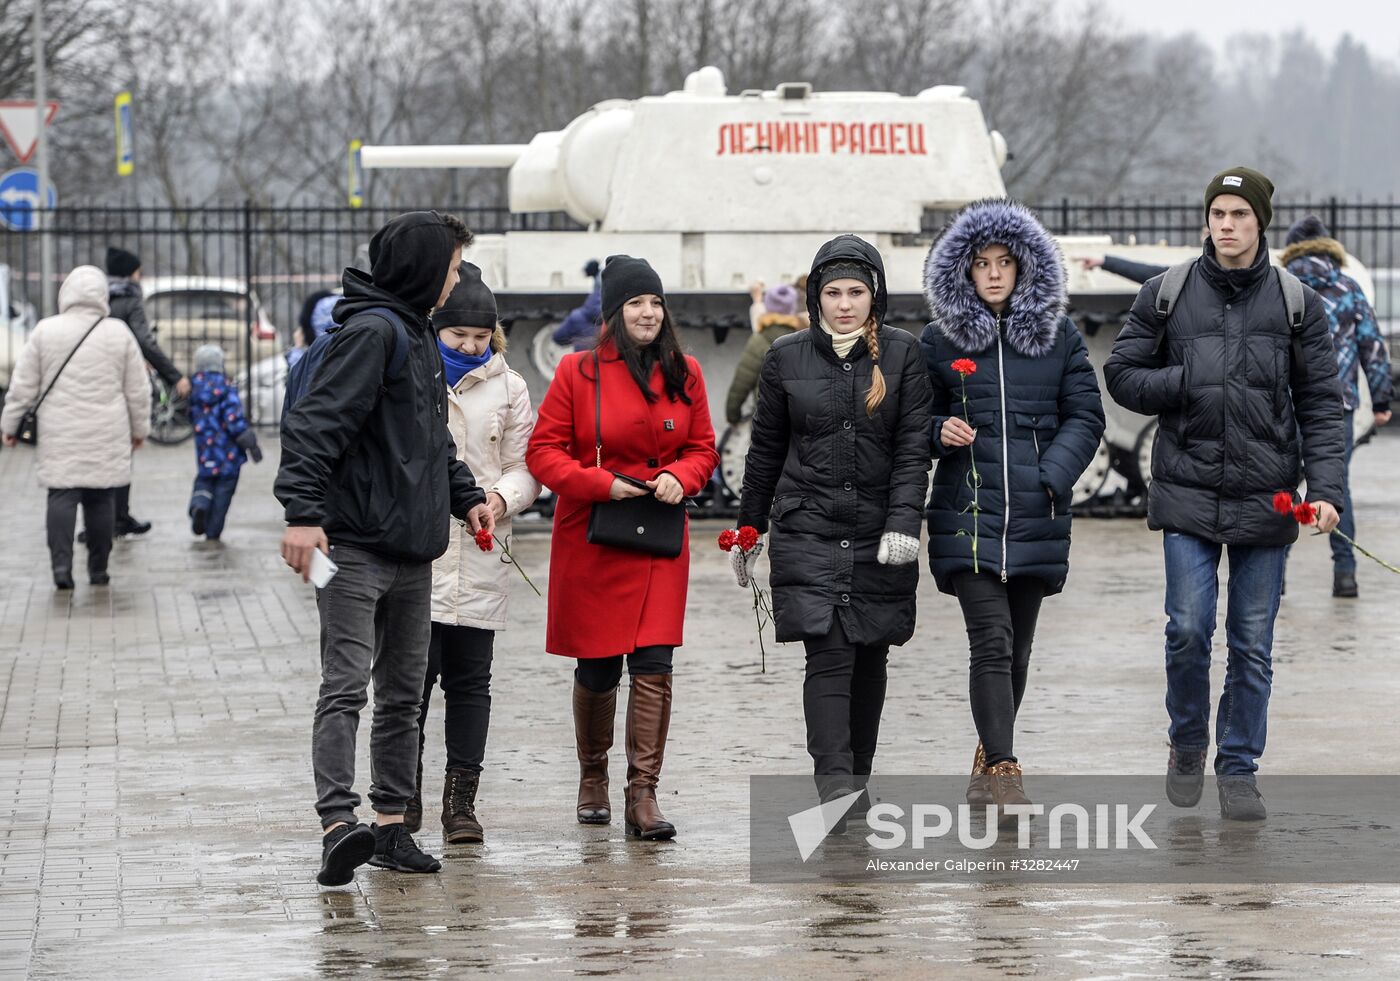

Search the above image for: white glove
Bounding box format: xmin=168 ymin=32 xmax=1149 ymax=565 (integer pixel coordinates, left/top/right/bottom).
xmin=730 ymin=538 xmax=764 ymax=588
xmin=876 ymin=531 xmax=920 ymax=566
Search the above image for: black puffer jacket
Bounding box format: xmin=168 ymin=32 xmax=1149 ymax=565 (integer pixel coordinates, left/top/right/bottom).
xmin=921 ymin=200 xmax=1106 ymax=595
xmin=738 ymin=235 xmax=932 ymax=646
xmin=1104 ymin=238 xmax=1345 ymax=546
xmin=275 ymin=212 xmax=486 ymax=563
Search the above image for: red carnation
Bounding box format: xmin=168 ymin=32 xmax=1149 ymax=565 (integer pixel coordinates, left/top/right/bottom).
xmin=1292 ymin=502 xmax=1317 ymax=526
xmin=737 ymin=525 xmax=760 ymax=552
xmin=1272 ymin=491 xmax=1294 ymax=515
xmin=951 ymin=358 xmax=978 ymax=376
xmin=718 ymin=529 xmax=738 ymax=552
xmin=474 ymin=528 xmax=494 ymax=552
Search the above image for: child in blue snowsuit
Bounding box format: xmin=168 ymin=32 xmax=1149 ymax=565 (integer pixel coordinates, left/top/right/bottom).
xmin=189 ymin=345 xmax=262 ymax=539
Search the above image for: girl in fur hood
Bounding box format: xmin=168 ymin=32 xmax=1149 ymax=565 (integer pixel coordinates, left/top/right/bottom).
xmin=920 ymin=200 xmax=1105 ymax=821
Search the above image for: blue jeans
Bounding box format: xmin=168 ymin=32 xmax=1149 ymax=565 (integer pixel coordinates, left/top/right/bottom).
xmin=189 ymin=472 xmax=240 ymax=539
xmin=1330 ymin=412 xmax=1356 ymax=572
xmin=1162 ymin=531 xmax=1286 ymax=776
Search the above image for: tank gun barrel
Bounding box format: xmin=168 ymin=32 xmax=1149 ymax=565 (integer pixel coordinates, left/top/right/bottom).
xmin=359 ymin=144 xmax=527 ymax=169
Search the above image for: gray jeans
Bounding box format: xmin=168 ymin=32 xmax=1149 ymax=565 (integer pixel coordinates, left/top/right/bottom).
xmin=312 ymin=544 xmax=432 ymax=829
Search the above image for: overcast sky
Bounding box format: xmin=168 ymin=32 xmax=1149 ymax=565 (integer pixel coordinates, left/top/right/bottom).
xmin=1108 ymin=0 xmax=1398 ymax=60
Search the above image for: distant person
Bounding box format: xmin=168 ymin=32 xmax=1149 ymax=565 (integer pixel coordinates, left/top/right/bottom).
xmin=106 ymin=246 xmax=188 ymax=537
xmin=188 ymin=344 xmax=262 ymax=541
xmin=1080 ymin=227 xmax=1211 ymax=284
xmin=1105 ymin=167 xmax=1346 ymax=822
xmin=551 ymin=259 xmax=602 ymax=352
xmin=290 ymin=290 xmax=340 ymax=369
xmin=1281 ymin=215 xmax=1392 ymax=597
xmin=275 ymin=211 xmax=493 ymax=887
xmin=726 ymin=283 xmax=804 ymax=425
xmin=1 ymin=265 xmax=151 ymax=589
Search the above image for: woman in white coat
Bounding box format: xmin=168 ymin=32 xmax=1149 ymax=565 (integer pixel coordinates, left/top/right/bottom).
xmin=1 ymin=265 xmax=151 ymax=589
xmin=407 ymin=263 xmax=541 ymax=844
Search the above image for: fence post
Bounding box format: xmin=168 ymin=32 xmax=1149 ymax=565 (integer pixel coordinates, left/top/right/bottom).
xmin=1328 ymin=196 xmax=1339 ymax=237
xmin=1061 ymin=198 xmax=1070 ymax=234
xmin=243 ymin=199 xmax=255 ymax=416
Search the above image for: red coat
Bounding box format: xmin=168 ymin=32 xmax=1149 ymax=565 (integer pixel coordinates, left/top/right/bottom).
xmin=526 ymin=344 xmax=720 ymax=659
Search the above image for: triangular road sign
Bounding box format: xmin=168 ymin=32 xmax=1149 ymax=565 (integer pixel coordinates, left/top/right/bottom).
xmin=0 ymin=101 xmax=59 ymax=164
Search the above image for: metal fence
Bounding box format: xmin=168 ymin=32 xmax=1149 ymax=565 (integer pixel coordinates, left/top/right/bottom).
xmin=2 ymin=200 xmax=1395 ymax=431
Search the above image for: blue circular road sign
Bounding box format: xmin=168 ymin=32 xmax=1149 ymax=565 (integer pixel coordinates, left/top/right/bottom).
xmin=0 ymin=167 xmax=58 ymax=232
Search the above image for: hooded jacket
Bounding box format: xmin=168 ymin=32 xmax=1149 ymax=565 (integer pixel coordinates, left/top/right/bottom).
xmin=738 ymin=235 xmax=932 ymax=646
xmin=190 ymin=370 xmax=253 ymax=477
xmin=1104 ymin=237 xmax=1346 ymax=546
xmin=725 ymin=315 xmax=803 ymax=424
xmin=1281 ymin=237 xmax=1392 ymax=414
xmin=108 ymin=278 xmax=183 ymax=386
xmin=1 ymin=266 xmax=151 ymax=488
xmin=921 ymin=200 xmax=1105 ymax=594
xmin=275 ymin=212 xmax=486 ymax=563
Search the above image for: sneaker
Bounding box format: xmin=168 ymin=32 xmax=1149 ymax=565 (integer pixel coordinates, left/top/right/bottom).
xmin=1166 ymin=746 xmax=1208 ymax=807
xmin=1218 ymin=777 xmax=1266 ymax=821
xmin=1333 ymin=569 xmax=1358 ymax=598
xmin=116 ymin=516 xmax=152 ymax=537
xmin=367 ymin=823 xmax=441 ymax=873
xmin=317 ymin=823 xmax=376 ymax=886
xmin=191 ymin=509 xmax=208 ymax=536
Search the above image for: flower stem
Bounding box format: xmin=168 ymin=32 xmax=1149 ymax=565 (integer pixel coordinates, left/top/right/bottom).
xmin=494 ymin=536 xmax=543 ymax=596
xmin=1314 ymin=528 xmax=1400 ymax=575
xmin=961 ymin=374 xmax=980 ymax=574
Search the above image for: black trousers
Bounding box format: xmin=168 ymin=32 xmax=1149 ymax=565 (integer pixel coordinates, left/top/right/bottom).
xmin=417 ymin=622 xmax=495 ymax=773
xmin=802 ymin=618 xmax=889 ymax=795
xmin=114 ymin=484 xmax=131 ymax=523
xmin=47 ymin=488 xmax=116 ymax=577
xmin=951 ymin=571 xmax=1047 ymax=766
xmin=574 ymin=646 xmax=674 ymax=692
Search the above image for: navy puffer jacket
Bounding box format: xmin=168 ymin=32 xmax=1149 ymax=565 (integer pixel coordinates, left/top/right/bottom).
xmin=921 ymin=200 xmax=1106 ymax=595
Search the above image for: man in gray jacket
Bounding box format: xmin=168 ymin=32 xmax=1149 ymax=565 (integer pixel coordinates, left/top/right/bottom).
xmin=1104 ymin=167 xmax=1346 ymax=822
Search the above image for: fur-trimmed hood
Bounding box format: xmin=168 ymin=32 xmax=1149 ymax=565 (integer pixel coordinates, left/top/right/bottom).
xmin=1281 ymin=236 xmax=1346 ymax=270
xmin=922 ymin=199 xmax=1067 ymax=358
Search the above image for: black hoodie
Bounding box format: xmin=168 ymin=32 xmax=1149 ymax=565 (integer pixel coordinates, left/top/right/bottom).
xmin=275 ymin=212 xmax=485 ymax=563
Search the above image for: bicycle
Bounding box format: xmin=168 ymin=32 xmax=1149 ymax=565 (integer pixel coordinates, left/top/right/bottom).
xmin=148 ymin=370 xmax=193 ymax=445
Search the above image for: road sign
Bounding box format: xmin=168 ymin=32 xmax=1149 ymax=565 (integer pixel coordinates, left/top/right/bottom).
xmin=0 ymin=168 xmax=57 ymax=232
xmin=0 ymin=101 xmax=59 ymax=164
xmin=348 ymin=139 xmax=364 ymax=208
xmin=115 ymin=92 xmax=134 ymax=177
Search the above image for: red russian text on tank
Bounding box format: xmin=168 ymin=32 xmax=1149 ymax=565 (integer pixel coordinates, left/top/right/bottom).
xmin=715 ymin=121 xmax=928 ymax=156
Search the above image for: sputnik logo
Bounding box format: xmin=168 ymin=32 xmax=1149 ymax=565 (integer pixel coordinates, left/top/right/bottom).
xmin=787 ymin=790 xmax=864 ymax=862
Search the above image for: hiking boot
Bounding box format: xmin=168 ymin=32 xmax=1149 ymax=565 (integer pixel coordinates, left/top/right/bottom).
xmin=53 ymin=569 xmax=75 ymax=590
xmin=89 ymin=572 xmax=110 ymax=586
xmin=442 ymin=767 xmax=484 ymax=844
xmin=1166 ymin=746 xmax=1208 ymax=807
xmin=317 ymin=823 xmax=375 ymax=886
xmin=967 ymin=742 xmax=993 ymax=806
xmin=367 ymin=823 xmax=441 ymax=873
xmin=986 ymin=760 xmax=1032 ymax=830
xmin=1218 ymin=777 xmax=1266 ymax=821
xmin=115 ymin=515 xmax=152 ymax=537
xmin=1333 ymin=569 xmax=1358 ymax=598
xmin=191 ymin=508 xmax=208 ymax=537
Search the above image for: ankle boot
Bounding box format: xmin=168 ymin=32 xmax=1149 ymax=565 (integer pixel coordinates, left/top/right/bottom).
xmin=442 ymin=767 xmax=484 ymax=843
xmin=986 ymin=759 xmax=1032 ymax=829
xmin=574 ymin=681 xmax=616 ymax=825
xmin=966 ymin=742 xmax=993 ymax=806
xmin=404 ymin=734 xmax=425 ymax=833
xmin=624 ymin=673 xmax=676 ymax=841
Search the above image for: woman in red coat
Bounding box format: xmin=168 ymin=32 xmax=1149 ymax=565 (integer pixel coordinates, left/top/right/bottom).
xmin=526 ymin=255 xmax=719 ymax=841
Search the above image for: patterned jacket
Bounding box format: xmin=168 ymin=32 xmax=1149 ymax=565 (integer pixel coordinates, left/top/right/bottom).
xmin=190 ymin=371 xmax=253 ymax=476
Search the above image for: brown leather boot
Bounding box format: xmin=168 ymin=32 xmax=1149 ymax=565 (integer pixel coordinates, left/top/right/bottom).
xmin=624 ymin=673 xmax=676 ymax=841
xmin=574 ymin=681 xmax=616 ymax=825
xmin=986 ymin=759 xmax=1032 ymax=829
xmin=966 ymin=742 xmax=993 ymax=806
xmin=442 ymin=767 xmax=484 ymax=843
xmin=404 ymin=736 xmax=425 ymax=833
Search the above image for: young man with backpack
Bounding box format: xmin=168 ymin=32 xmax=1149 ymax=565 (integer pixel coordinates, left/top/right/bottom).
xmin=275 ymin=211 xmax=494 ymax=886
xmin=1104 ymin=167 xmax=1346 ymax=822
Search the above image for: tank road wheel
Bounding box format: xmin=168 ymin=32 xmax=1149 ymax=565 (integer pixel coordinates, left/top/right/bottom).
xmin=718 ymin=418 xmax=752 ymax=503
xmin=531 ymin=325 xmax=572 ymax=381
xmin=1131 ymin=420 xmax=1158 ymax=493
xmin=1070 ymin=436 xmax=1112 ymax=506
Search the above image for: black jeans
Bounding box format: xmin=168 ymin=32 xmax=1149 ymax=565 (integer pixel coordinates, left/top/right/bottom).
xmin=47 ymin=488 xmax=116 ymax=576
xmin=575 ymin=646 xmax=674 ymax=692
xmin=417 ymin=622 xmax=495 ymax=773
xmin=952 ymin=571 xmax=1047 ymax=766
xmin=802 ymin=619 xmax=889 ymax=796
xmin=114 ymin=484 xmax=131 ymax=523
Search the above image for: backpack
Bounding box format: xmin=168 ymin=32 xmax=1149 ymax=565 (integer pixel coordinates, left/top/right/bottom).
xmin=282 ymin=306 xmax=411 ymax=424
xmin=1151 ymin=258 xmax=1308 ymax=380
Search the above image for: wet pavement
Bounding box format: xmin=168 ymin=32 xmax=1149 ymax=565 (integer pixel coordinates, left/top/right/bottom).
xmin=1 ymin=430 xmax=1398 ymax=979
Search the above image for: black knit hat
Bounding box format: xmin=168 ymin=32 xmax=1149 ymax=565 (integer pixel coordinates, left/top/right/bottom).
xmin=600 ymin=254 xmax=664 ymax=320
xmin=105 ymin=246 xmax=141 ymax=278
xmin=818 ymin=261 xmax=876 ymax=294
xmin=1204 ymin=166 xmax=1274 ymax=231
xmin=433 ymin=262 xmax=497 ymax=328
xmin=1285 ymin=214 xmax=1332 ymax=246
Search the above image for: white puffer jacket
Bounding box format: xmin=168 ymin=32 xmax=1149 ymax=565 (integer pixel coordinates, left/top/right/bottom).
xmin=1 ymin=266 xmax=151 ymax=488
xmin=431 ymin=353 xmax=542 ymax=629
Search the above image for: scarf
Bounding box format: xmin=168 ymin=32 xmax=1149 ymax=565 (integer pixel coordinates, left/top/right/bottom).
xmin=819 ymin=317 xmax=863 ymax=359
xmin=438 ymin=341 xmax=492 ymax=387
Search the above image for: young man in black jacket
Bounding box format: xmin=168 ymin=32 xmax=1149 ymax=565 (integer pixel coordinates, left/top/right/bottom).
xmin=275 ymin=211 xmax=494 ymax=885
xmin=1105 ymin=168 xmax=1345 ymax=822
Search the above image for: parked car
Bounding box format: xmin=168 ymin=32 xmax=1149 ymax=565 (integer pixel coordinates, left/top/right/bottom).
xmin=142 ymin=277 xmax=281 ymax=379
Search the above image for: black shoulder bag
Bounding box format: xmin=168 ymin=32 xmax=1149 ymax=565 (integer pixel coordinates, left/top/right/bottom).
xmin=15 ymin=317 xmax=104 ymax=446
xmin=585 ymin=351 xmax=687 ymax=557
